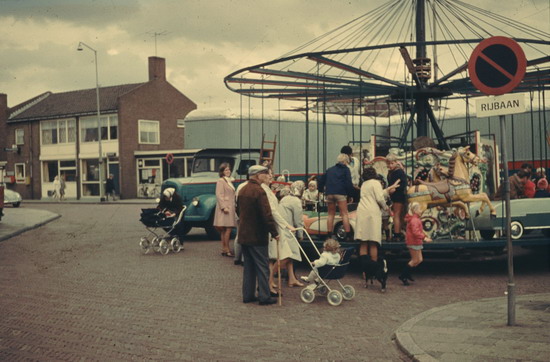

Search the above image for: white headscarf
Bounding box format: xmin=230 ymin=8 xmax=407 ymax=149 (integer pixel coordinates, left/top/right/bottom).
xmin=163 ymin=188 xmax=175 ymax=200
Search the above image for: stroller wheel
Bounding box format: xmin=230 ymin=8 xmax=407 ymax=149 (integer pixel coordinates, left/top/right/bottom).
xmin=170 ymin=237 xmax=182 ymax=253
xmin=300 ymin=288 xmax=315 ymax=304
xmin=140 ymin=237 xmax=151 ymax=254
xmin=152 ymin=237 xmax=161 ymax=252
xmin=327 ymin=290 xmax=343 ymax=306
xmin=342 ymin=285 xmax=356 ymax=300
xmin=317 ymin=285 xmax=328 ymax=296
xmin=159 ymin=239 xmax=170 ymax=255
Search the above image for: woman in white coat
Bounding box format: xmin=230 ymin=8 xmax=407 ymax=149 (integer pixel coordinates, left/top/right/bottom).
xmin=355 ymin=167 xmax=399 ymax=291
xmin=279 ymin=180 xmax=306 ymax=287
xmin=261 ymin=169 xmax=298 ymax=296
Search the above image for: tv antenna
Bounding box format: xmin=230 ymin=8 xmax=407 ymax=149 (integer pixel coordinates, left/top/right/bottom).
xmin=147 ymin=31 xmax=169 ymax=56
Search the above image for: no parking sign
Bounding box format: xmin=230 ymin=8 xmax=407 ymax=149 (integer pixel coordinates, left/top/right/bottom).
xmin=165 ymin=153 xmax=174 ymax=165
xmin=468 ymin=36 xmax=526 ymax=96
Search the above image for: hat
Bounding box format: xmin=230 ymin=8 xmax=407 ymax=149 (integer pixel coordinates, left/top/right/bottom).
xmin=537 ymin=178 xmax=548 ymax=190
xmin=248 ymin=165 xmax=268 ymax=176
xmin=163 ymin=188 xmax=175 ymax=198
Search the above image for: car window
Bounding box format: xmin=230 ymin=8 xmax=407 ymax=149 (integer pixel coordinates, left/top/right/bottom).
xmin=237 ymin=160 xmax=256 ymax=175
xmin=192 ymin=157 xmax=235 ymax=174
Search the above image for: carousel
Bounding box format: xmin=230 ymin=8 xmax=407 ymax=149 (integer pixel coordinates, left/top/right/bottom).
xmin=224 ymin=0 xmax=550 ymax=249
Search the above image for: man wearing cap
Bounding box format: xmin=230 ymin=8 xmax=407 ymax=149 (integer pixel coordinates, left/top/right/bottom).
xmin=236 ymin=165 xmax=280 ymax=305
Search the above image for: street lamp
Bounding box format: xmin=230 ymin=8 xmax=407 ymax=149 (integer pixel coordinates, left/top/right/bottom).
xmin=77 ymin=41 xmax=105 ymax=201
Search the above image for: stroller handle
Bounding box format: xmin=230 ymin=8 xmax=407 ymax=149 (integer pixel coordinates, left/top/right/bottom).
xmin=291 ymin=227 xmax=322 ymax=266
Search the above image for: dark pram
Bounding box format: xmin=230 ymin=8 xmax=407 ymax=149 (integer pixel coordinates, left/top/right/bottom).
xmin=139 ymin=206 xmax=186 ymax=255
xmin=293 ymin=228 xmax=356 ymax=306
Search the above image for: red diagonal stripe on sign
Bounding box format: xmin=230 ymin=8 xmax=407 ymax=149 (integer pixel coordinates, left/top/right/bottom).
xmin=479 ymin=52 xmax=514 ymax=80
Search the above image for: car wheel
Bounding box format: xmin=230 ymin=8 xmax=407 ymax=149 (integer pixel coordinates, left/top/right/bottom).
xmin=13 ymin=202 xmax=21 ymax=208
xmin=480 ymin=229 xmax=495 ymax=240
xmin=181 ymin=224 xmax=193 ymax=236
xmin=205 ymin=213 xmax=220 ymax=239
xmin=510 ymin=221 xmax=524 ymax=240
xmin=333 ymin=222 xmax=353 ymax=243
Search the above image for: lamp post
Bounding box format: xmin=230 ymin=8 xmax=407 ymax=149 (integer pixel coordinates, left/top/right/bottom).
xmin=77 ymin=41 xmax=104 ymax=201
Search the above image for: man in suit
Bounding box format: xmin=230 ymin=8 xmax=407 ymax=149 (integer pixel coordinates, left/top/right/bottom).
xmin=236 ymin=165 xmax=279 ymax=305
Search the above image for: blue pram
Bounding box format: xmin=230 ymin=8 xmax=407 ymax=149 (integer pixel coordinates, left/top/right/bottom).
xmin=293 ymin=228 xmax=356 ymax=306
xmin=139 ymin=206 xmax=186 ymax=255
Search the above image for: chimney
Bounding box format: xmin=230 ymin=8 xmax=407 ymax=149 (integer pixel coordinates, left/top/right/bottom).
xmin=0 ymin=94 xmax=7 ymax=155
xmin=148 ymin=56 xmax=166 ymax=81
xmin=0 ymin=93 xmax=7 ymax=121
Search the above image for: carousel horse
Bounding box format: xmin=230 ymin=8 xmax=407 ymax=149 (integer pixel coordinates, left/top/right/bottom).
xmin=408 ymin=146 xmax=496 ymax=218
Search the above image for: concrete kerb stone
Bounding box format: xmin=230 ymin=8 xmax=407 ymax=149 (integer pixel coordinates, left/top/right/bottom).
xmin=394 ymin=304 xmax=445 ymax=362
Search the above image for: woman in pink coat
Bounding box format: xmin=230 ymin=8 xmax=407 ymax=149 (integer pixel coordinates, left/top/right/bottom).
xmin=214 ymin=163 xmax=237 ymax=256
xmin=399 ymin=202 xmax=432 ymax=285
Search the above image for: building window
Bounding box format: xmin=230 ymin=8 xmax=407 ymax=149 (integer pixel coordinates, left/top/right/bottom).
xmin=41 ymin=119 xmax=76 ymax=145
xmin=42 ymin=160 xmax=76 ymax=182
xmin=80 ymin=115 xmax=118 ymax=142
xmin=177 ymin=119 xmax=185 ymax=128
xmin=15 ymin=129 xmax=24 ymax=145
xmin=15 ymin=163 xmax=25 ymax=182
xmin=139 ymin=120 xmax=160 ymax=144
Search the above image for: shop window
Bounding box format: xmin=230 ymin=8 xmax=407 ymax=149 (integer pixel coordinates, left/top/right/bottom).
xmin=15 ymin=163 xmax=25 ymax=182
xmin=139 ymin=120 xmax=160 ymax=144
xmin=15 ymin=129 xmax=24 ymax=145
xmin=42 ymin=161 xmax=59 ymax=182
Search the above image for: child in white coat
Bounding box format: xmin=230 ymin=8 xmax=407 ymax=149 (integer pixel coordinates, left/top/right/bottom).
xmin=301 ymin=239 xmax=341 ymax=285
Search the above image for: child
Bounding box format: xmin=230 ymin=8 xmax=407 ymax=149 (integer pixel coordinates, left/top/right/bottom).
xmin=399 ymin=202 xmax=432 ymax=286
xmin=302 ymin=180 xmax=319 ymax=210
xmin=301 ymin=239 xmax=341 ymax=286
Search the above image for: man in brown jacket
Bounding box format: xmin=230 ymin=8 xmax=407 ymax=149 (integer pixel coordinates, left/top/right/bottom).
xmin=237 ymin=165 xmax=279 ymax=305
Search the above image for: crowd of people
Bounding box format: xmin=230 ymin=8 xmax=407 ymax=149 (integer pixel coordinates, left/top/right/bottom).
xmin=494 ymin=163 xmax=550 ymax=200
xmin=163 ymin=148 xmax=549 ymax=305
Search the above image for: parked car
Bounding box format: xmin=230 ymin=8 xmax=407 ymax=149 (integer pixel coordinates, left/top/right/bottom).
xmin=162 ymin=148 xmax=259 ymax=238
xmin=470 ymin=199 xmax=550 ymax=240
xmin=4 ymin=189 xmax=22 ymax=207
xmin=302 ymin=204 xmax=358 ymax=244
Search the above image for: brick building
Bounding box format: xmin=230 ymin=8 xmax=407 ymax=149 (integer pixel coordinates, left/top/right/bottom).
xmin=0 ymin=56 xmax=197 ymax=200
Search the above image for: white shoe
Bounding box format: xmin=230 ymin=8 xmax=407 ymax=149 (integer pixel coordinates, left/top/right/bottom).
xmin=300 ymin=276 xmax=309 ymax=283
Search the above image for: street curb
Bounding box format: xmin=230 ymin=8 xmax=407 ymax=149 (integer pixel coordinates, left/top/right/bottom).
xmin=0 ymin=212 xmax=61 ymax=243
xmin=394 ymin=304 xmax=444 ymax=362
xmin=393 ymin=293 xmax=550 ymax=362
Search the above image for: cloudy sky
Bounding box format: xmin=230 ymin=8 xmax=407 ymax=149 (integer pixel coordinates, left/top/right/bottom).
xmin=0 ymin=0 xmax=548 ymax=122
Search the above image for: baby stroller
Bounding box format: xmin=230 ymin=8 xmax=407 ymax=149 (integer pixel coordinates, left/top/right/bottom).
xmin=293 ymin=228 xmax=356 ymax=306
xmin=139 ymin=206 xmax=186 ymax=255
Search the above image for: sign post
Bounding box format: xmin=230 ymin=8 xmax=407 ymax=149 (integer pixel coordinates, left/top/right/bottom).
xmin=470 ymin=36 xmax=527 ymax=327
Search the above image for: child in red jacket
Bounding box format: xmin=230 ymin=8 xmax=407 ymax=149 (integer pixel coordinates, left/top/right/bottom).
xmin=399 ymin=202 xmax=432 ymax=286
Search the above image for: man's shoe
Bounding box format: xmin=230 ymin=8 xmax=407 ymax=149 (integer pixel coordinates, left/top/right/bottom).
xmin=259 ymin=298 xmax=277 ymax=305
xmin=234 ymin=260 xmax=243 ymax=266
xmin=243 ymin=297 xmax=258 ymax=303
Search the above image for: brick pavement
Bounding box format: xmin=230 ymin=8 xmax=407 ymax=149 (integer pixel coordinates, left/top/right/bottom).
xmin=1 ymin=204 xmax=549 ymax=361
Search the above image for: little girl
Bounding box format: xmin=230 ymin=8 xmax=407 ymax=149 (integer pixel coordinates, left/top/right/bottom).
xmin=301 ymin=239 xmax=341 ymax=285
xmin=399 ymin=202 xmax=432 ymax=286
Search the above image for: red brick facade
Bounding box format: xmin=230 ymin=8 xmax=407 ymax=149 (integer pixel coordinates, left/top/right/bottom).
xmin=0 ymin=56 xmax=197 ymax=199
